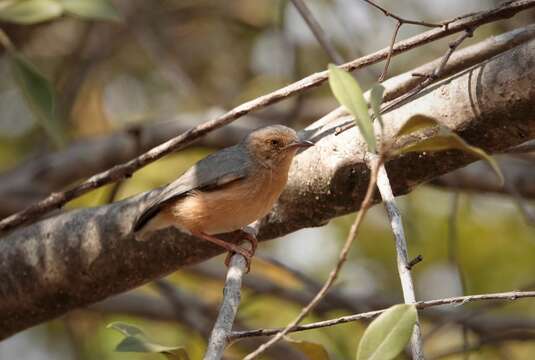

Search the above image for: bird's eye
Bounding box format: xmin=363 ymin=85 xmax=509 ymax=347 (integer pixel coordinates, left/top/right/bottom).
xmin=270 ymin=139 xmax=280 ymax=146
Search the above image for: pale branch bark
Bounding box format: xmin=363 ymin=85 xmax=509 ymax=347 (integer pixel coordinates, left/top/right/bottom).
xmin=0 ymin=25 xmax=532 ymax=218
xmin=0 ymin=0 xmax=533 ymax=233
xmin=229 ymin=291 xmax=535 ymax=339
xmin=376 ymin=164 xmax=424 ymax=360
xmin=0 ymin=40 xmax=534 ymax=340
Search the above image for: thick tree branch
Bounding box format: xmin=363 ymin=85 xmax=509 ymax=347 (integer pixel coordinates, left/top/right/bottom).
xmin=0 ymin=0 xmax=533 ymax=233
xmin=0 ymin=39 xmax=534 ymax=340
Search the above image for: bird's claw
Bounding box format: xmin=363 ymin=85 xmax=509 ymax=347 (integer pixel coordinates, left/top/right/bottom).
xmin=224 ymin=230 xmax=258 ymax=272
xmin=225 ymin=247 xmax=254 ymax=273
xmin=242 ymin=231 xmax=258 ymax=254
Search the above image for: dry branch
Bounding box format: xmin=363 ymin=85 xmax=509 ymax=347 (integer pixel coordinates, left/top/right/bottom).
xmin=204 ymin=252 xmax=248 ymax=360
xmin=376 ymin=164 xmax=424 ymax=359
xmin=229 ymin=291 xmax=535 ymax=339
xmin=0 ymin=38 xmax=534 ymax=340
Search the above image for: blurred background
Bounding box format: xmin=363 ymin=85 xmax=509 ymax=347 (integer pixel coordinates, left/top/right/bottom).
xmin=0 ymin=0 xmax=535 ymax=359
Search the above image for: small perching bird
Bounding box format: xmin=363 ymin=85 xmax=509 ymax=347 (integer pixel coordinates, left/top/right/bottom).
xmin=133 ymin=125 xmax=313 ymax=269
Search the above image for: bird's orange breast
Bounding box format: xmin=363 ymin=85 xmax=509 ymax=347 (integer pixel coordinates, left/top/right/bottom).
xmin=167 ymin=163 xmax=291 ymax=235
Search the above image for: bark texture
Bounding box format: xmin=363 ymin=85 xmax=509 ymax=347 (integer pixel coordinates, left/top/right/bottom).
xmin=0 ymin=39 xmax=534 ymax=340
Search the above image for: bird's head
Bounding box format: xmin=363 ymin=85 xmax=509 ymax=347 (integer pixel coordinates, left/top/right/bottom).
xmin=244 ymin=125 xmax=313 ymax=168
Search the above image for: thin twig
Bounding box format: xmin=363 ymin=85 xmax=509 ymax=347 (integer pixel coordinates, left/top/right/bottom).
xmin=204 ymin=243 xmax=251 ymax=360
xmin=361 ymin=0 xmax=443 ymax=28
xmin=1 ymin=0 xmax=533 ymax=233
xmin=290 ymin=0 xmax=344 ymax=64
xmin=376 ymin=162 xmax=424 ymax=359
xmin=242 ymin=156 xmax=383 ymax=359
xmin=379 ymin=21 xmax=402 ymax=81
xmin=337 ymin=26 xmax=476 ymax=135
xmin=360 ymin=0 xmax=442 ymax=81
xmin=230 ymin=290 xmax=535 ymax=339
xmin=380 ymin=27 xmax=474 ymax=114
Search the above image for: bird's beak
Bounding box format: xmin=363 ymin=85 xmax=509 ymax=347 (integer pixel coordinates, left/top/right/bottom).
xmin=285 ymin=140 xmax=314 ymax=150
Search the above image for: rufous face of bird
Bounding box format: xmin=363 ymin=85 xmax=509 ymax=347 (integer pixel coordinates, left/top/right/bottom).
xmin=244 ymin=125 xmax=313 ymax=168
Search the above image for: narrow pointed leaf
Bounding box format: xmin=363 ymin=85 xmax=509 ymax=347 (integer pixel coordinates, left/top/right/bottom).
xmin=9 ymin=52 xmax=64 ymax=147
xmin=356 ymin=304 xmax=417 ymax=360
xmin=108 ymin=322 xmax=190 ymax=360
xmin=370 ymin=84 xmax=385 ymax=128
xmin=285 ymin=337 xmax=330 ymax=360
xmin=0 ymin=0 xmax=63 ymax=24
xmin=396 ymin=114 xmax=440 ymax=138
xmin=59 ymin=0 xmax=121 ymax=21
xmin=399 ymin=134 xmax=504 ymax=185
xmin=328 ymin=64 xmax=376 ymax=152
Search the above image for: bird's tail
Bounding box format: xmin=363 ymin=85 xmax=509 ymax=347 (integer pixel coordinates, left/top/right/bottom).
xmin=133 ymin=210 xmax=175 ymax=241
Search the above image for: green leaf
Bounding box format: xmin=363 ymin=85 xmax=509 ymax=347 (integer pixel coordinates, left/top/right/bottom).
xmin=399 ymin=133 xmax=504 ymax=186
xmin=396 ymin=114 xmax=440 ymax=138
xmin=356 ymin=304 xmax=417 ymax=360
xmin=108 ymin=322 xmax=190 ymax=360
xmin=285 ymin=337 xmax=330 ymax=360
xmin=59 ymin=0 xmax=121 ymax=21
xmin=0 ymin=0 xmax=63 ymax=24
xmin=370 ymin=84 xmax=385 ymax=128
xmin=9 ymin=52 xmax=64 ymax=147
xmin=328 ymin=64 xmax=376 ymax=153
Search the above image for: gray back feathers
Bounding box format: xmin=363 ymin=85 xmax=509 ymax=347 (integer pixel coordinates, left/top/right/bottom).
xmin=133 ymin=144 xmax=252 ymax=232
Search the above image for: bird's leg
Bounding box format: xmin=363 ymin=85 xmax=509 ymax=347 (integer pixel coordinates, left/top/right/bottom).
xmin=195 ymin=232 xmax=253 ymax=272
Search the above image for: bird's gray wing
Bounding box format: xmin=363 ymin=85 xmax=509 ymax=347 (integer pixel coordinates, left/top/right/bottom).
xmin=133 ymin=144 xmax=251 ymax=232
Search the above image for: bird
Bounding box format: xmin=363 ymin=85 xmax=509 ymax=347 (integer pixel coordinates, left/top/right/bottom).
xmin=132 ymin=125 xmax=313 ymax=269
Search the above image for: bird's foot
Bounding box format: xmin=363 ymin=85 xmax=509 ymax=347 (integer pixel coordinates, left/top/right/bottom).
xmin=224 ymin=246 xmax=253 ymax=273
xmin=224 ymin=229 xmax=258 ymax=272
xmin=196 ymin=232 xmax=254 ymax=273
